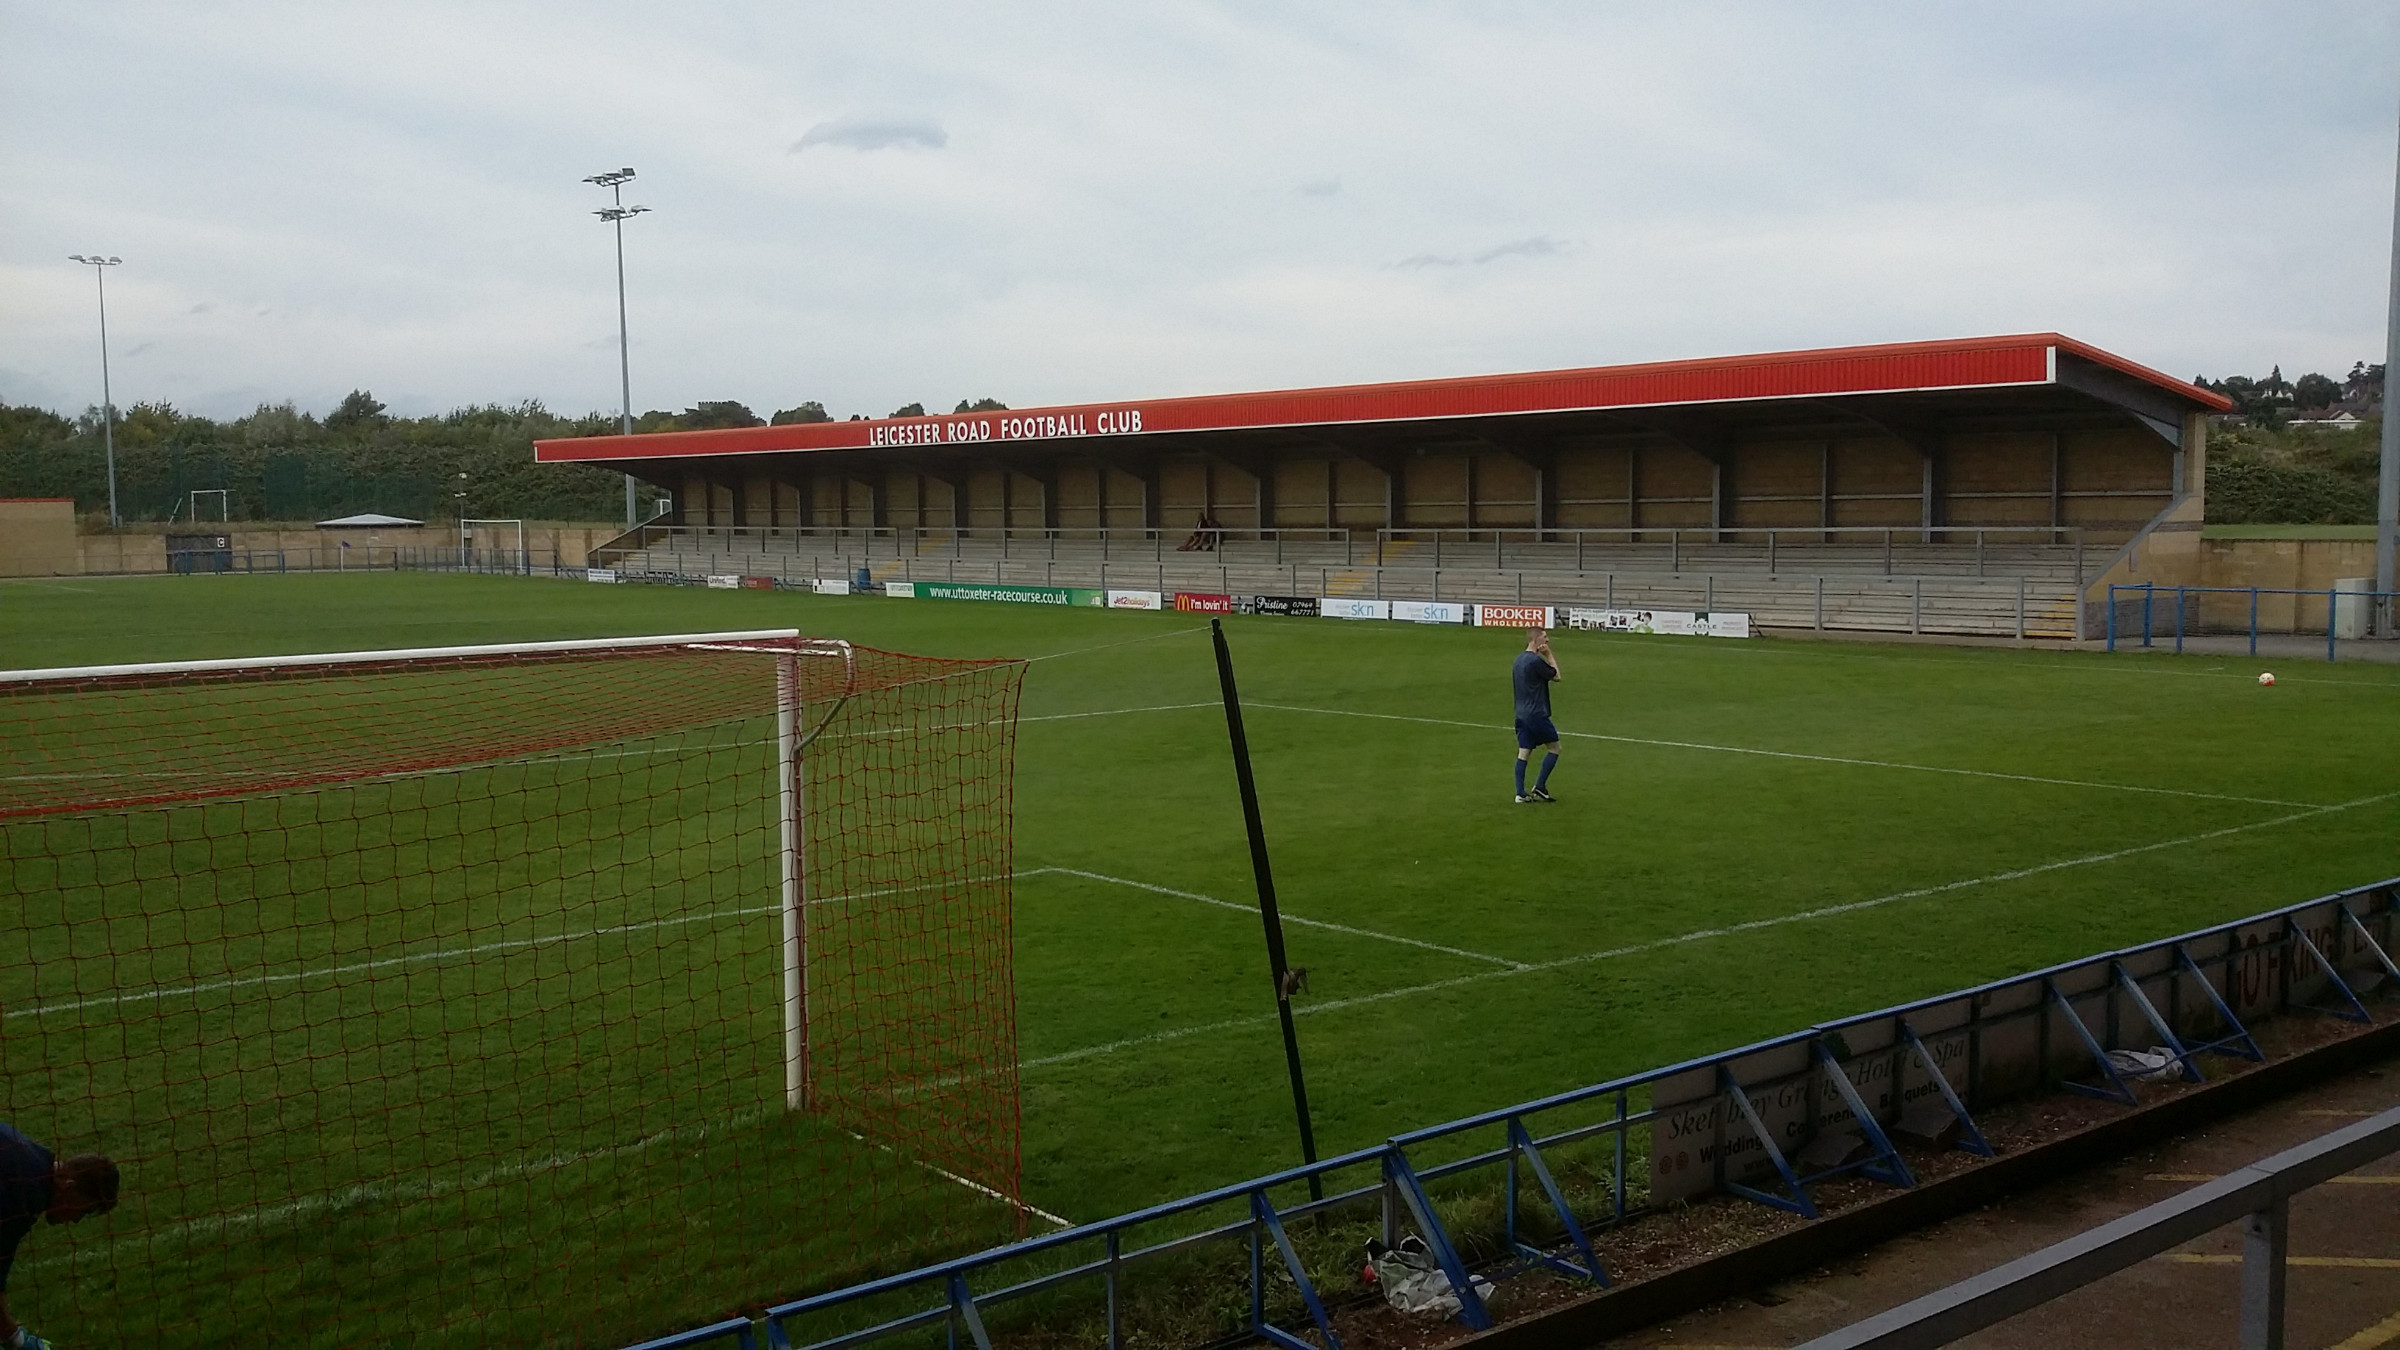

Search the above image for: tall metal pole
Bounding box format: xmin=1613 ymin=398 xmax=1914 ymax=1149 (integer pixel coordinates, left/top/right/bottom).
xmin=1209 ymin=618 xmax=1323 ymax=1199
xmin=2380 ymin=93 xmax=2400 ymax=635
xmin=69 ymin=255 xmax=123 ymax=527
xmin=586 ymin=169 xmax=647 ymax=529
xmin=613 ymin=192 xmax=635 ymax=527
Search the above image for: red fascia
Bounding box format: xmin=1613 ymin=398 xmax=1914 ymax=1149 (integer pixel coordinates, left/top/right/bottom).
xmin=534 ymin=333 xmax=2231 ymax=464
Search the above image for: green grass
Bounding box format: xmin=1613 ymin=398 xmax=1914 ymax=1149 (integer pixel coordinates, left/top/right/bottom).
xmin=5 ymin=571 xmax=2399 ymax=1345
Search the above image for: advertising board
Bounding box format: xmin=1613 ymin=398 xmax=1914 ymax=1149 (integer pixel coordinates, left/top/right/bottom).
xmin=584 ymin=568 xmax=618 ymax=584
xmin=917 ymin=582 xmax=1103 ymax=606
xmin=740 ymin=576 xmax=776 ymax=590
xmin=1174 ymin=592 xmax=1234 ymax=614
xmin=884 ymin=581 xmax=917 ymax=598
xmin=705 ymin=575 xmax=741 ymax=590
xmin=1106 ymin=590 xmax=1164 ymax=610
xmin=1320 ymin=598 xmax=1391 ymax=621
xmin=1238 ymin=595 xmax=1321 ymax=617
xmin=1471 ymin=603 xmax=1557 ymax=628
xmin=810 ymin=578 xmax=852 ymax=596
xmin=1390 ymin=600 xmax=1467 ymax=624
xmin=1565 ymin=608 xmax=1753 ymax=638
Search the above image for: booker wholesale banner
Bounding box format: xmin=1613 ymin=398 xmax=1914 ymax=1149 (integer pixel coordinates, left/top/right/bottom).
xmin=1106 ymin=590 xmax=1165 ymax=610
xmin=1471 ymin=604 xmax=1558 ymax=628
xmin=1320 ymin=598 xmax=1392 ymax=621
xmin=917 ymin=582 xmax=1105 ymax=607
xmin=810 ymin=578 xmax=853 ymax=596
xmin=1564 ymin=608 xmax=1753 ymax=639
xmin=1174 ymin=592 xmax=1234 ymax=614
xmin=1390 ymin=600 xmax=1466 ymax=624
xmin=584 ymin=568 xmax=618 ymax=584
xmin=1238 ymin=595 xmax=1321 ymax=617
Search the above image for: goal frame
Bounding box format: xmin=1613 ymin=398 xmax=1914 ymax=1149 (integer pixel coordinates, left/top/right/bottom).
xmin=459 ymin=517 xmax=527 ymax=572
xmin=0 ymin=628 xmax=856 ymax=1115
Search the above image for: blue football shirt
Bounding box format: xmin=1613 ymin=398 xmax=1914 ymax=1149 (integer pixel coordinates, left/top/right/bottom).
xmin=1511 ymin=650 xmax=1555 ymax=721
xmin=0 ymin=1121 xmax=54 ymax=1293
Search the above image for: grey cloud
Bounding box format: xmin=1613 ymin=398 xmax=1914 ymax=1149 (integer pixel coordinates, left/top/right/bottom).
xmin=1395 ymin=253 xmax=1461 ymax=269
xmin=1298 ymin=177 xmax=1341 ymax=197
xmin=791 ymin=118 xmax=948 ymax=153
xmin=124 ymin=342 xmax=157 ymax=358
xmin=1473 ymin=237 xmax=1569 ymax=264
xmin=188 ymin=302 xmax=213 ymax=315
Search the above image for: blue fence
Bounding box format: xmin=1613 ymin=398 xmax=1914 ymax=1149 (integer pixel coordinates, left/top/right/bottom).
xmin=2105 ymin=582 xmax=2400 ymax=661
xmin=621 ymin=876 xmax=2400 ymax=1350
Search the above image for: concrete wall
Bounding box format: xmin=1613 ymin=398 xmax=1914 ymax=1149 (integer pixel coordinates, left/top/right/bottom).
xmin=0 ymin=499 xmax=81 ymax=576
xmin=25 ymin=522 xmax=626 ymax=575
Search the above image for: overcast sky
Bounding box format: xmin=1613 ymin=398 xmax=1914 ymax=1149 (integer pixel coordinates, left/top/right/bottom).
xmin=5 ymin=2 xmax=2397 ymax=422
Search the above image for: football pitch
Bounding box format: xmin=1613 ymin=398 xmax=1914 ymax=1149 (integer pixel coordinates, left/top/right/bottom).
xmin=4 ymin=571 xmax=2398 ymax=1344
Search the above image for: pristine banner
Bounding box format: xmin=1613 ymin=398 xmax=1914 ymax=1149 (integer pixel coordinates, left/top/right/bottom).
xmin=1238 ymin=595 xmax=1321 ymax=617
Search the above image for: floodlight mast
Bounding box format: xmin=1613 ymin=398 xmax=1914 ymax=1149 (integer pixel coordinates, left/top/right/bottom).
xmin=2379 ymin=101 xmax=2400 ymax=636
xmin=585 ymin=167 xmax=649 ymax=529
xmin=68 ymin=254 xmax=124 ymax=527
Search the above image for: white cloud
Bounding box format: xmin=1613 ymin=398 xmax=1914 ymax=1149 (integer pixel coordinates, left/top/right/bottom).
xmin=1 ymin=0 xmax=2395 ymax=421
xmin=792 ymin=119 xmax=949 ymax=153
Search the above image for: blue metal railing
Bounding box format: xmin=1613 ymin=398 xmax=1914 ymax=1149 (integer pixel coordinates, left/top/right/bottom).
xmin=2104 ymin=582 xmax=2400 ymax=661
xmin=622 ymin=876 xmax=2400 ymax=1350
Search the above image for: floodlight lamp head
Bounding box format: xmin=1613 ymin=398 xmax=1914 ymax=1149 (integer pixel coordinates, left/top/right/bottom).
xmin=583 ymin=168 xmax=637 ymax=188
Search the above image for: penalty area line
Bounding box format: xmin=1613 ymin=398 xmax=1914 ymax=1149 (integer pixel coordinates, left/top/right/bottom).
xmin=1250 ymin=702 xmax=2320 ymax=809
xmin=1017 ymin=790 xmax=2400 ymax=1073
xmin=1036 ymin=866 xmax=1526 ymax=969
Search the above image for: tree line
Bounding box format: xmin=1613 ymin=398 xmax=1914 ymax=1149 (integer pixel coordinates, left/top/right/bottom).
xmin=0 ymin=392 xmax=1008 ymax=526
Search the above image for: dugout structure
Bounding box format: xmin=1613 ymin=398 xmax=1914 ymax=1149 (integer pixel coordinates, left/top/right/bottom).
xmin=0 ymin=631 xmax=1028 ymax=1346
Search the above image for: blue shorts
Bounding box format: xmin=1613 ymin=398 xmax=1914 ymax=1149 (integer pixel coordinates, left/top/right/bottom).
xmin=1515 ymin=715 xmax=1558 ymax=750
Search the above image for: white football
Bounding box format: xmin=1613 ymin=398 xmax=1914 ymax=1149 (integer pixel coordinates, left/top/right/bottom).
xmin=2258 ymin=672 xmax=2276 ymax=686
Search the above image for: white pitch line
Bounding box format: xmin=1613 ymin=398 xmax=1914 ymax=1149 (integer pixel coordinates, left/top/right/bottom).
xmin=1019 ymin=701 xmax=1219 ymax=724
xmin=7 ymin=875 xmax=1001 ymax=1022
xmin=1250 ymin=702 xmax=2319 ymax=809
xmin=1016 ymin=790 xmax=2400 ymax=1072
xmin=1039 ymin=866 xmax=1526 ymax=969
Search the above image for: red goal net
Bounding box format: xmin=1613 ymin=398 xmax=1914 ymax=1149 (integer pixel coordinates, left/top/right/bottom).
xmin=0 ymin=630 xmax=1028 ymax=1346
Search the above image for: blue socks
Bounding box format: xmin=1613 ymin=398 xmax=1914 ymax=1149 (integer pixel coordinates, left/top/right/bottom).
xmin=1514 ymin=758 xmax=1528 ymax=796
xmin=1536 ymin=753 xmax=1558 ymax=791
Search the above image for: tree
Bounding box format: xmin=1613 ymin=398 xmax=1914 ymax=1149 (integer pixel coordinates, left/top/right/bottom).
xmin=680 ymin=401 xmax=764 ymax=429
xmin=952 ymin=397 xmax=1008 ymax=413
xmin=888 ymin=402 xmax=926 ymax=418
xmin=771 ymin=401 xmax=830 ymax=425
xmin=2293 ymin=372 xmax=2341 ymax=410
xmin=327 ymin=390 xmax=389 ymax=434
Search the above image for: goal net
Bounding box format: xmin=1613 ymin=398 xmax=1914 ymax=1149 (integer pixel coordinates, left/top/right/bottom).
xmin=0 ymin=630 xmax=1028 ymax=1346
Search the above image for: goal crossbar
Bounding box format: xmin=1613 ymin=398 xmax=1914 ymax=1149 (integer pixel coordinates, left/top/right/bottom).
xmin=0 ymin=629 xmax=807 ymax=687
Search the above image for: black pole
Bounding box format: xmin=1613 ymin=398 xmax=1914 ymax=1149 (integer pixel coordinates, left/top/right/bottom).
xmin=1210 ymin=618 xmax=1322 ymax=1199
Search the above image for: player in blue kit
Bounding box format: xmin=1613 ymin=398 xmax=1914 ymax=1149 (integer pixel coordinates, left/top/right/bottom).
xmin=0 ymin=1122 xmax=117 ymax=1350
xmin=1510 ymin=628 xmax=1561 ymax=803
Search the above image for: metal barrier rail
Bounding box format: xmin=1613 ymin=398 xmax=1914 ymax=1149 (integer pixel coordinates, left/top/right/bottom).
xmin=2105 ymin=583 xmax=2400 ymax=660
xmin=1793 ymin=1102 xmax=2400 ymax=1350
xmin=599 ymin=523 xmax=2093 ymax=579
xmin=619 ymin=877 xmax=2400 ymax=1350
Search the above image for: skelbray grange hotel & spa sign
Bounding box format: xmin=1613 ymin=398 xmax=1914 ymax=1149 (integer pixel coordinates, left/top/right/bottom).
xmin=864 ymin=408 xmax=1147 ymax=448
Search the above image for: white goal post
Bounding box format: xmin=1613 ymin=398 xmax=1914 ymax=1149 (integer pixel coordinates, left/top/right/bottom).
xmin=459 ymin=517 xmax=527 ymax=571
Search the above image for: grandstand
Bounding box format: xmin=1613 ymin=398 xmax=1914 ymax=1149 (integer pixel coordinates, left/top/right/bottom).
xmin=538 ymin=334 xmax=2232 ymax=639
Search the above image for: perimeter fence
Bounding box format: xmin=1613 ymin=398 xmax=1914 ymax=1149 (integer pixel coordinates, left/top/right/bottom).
xmin=625 ymin=875 xmax=2400 ymax=1350
xmin=2105 ymin=583 xmax=2400 ymax=661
